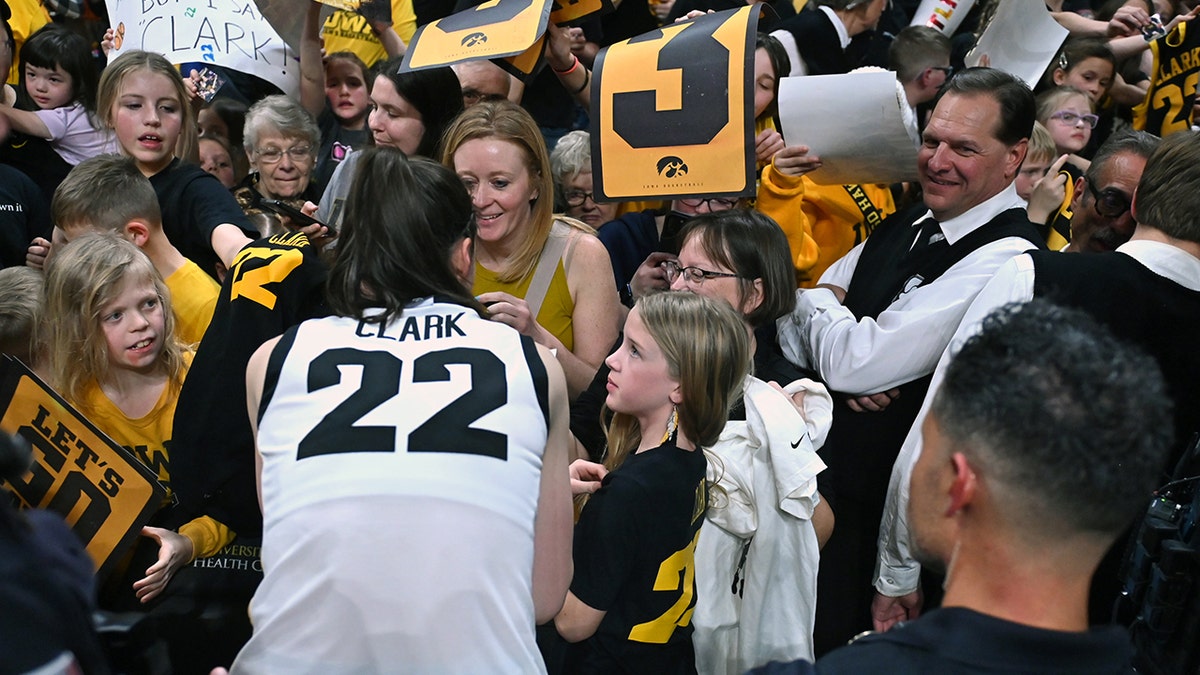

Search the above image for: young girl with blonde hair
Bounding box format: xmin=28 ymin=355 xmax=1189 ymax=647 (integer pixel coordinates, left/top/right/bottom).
xmin=42 ymin=233 xmax=229 ymax=605
xmin=95 ymin=50 xmax=255 ymax=277
xmin=555 ymin=291 xmax=751 ymax=673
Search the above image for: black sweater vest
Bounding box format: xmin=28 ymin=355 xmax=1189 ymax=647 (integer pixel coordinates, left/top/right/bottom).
xmin=1031 ymin=249 xmax=1200 ymax=475
xmin=821 ymin=205 xmax=1042 ymax=507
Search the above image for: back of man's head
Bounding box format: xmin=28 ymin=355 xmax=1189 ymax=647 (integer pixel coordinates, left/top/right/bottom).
xmin=932 ymin=299 xmax=1172 ymax=546
xmin=52 ymin=154 xmax=162 ymax=235
xmin=934 ymin=67 xmax=1035 ymax=147
xmin=889 ymin=26 xmax=950 ymax=83
xmin=1133 ymin=130 xmax=1200 ymax=244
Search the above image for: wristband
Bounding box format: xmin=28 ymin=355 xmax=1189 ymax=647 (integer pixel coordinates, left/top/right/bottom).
xmin=553 ymin=54 xmax=580 ymax=76
xmin=570 ymin=68 xmax=590 ymax=95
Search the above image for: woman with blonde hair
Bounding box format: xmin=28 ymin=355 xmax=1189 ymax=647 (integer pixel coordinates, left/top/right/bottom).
xmin=443 ymin=100 xmax=621 ymax=399
xmin=555 ymin=291 xmax=752 ymax=673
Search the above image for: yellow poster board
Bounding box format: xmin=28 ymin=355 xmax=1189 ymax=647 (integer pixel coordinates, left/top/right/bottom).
xmin=401 ymin=0 xmax=552 ymax=71
xmin=549 ymin=0 xmax=613 ymax=26
xmin=401 ymin=0 xmax=614 ymax=74
xmin=591 ymin=6 xmax=760 ymax=202
xmin=0 ymin=358 xmax=166 ymax=578
xmin=498 ymin=35 xmax=547 ymax=82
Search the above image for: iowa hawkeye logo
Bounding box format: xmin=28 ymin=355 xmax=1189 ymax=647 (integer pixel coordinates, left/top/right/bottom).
xmin=657 ymin=156 xmax=688 ymax=178
xmin=461 ymin=32 xmax=488 ymax=47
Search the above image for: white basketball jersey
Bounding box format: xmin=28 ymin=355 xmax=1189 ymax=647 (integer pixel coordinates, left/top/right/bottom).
xmin=232 ymin=299 xmax=550 ymax=674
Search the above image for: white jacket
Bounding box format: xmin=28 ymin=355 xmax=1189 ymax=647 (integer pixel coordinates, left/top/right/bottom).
xmin=693 ymin=376 xmax=832 ymax=674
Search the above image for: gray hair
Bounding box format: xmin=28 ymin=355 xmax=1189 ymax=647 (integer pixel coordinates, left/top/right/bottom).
xmin=243 ymin=94 xmax=321 ymax=157
xmin=550 ymin=130 xmax=591 ymax=185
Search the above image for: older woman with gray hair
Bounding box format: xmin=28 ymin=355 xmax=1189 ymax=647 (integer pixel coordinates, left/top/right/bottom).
xmin=233 ymin=94 xmax=323 ymax=237
xmin=550 ymin=130 xmax=619 ymax=230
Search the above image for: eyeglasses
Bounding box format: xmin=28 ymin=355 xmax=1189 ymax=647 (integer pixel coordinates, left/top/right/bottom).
xmin=678 ymin=196 xmax=739 ymax=211
xmin=1049 ymin=111 xmax=1099 ymax=129
xmin=563 ymin=190 xmax=596 ymax=207
xmin=255 ymin=144 xmax=313 ymax=164
xmin=930 ymin=66 xmax=955 ymax=78
xmin=462 ymin=90 xmax=506 ymax=105
xmin=1085 ymin=180 xmax=1132 ymax=218
xmin=662 ymin=260 xmax=739 ymax=285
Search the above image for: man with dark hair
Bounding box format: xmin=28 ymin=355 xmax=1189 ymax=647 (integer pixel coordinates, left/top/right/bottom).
xmin=1061 ymin=130 xmax=1160 ymax=253
xmin=754 ymin=299 xmax=1174 ymax=674
xmin=777 ymin=67 xmax=1045 ymax=653
xmin=874 ymin=129 xmax=1200 ymax=633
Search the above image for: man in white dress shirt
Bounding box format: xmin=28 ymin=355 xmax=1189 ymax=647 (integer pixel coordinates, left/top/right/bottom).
xmin=776 ymin=67 xmax=1046 ymax=654
xmin=872 ymin=124 xmax=1200 ymax=640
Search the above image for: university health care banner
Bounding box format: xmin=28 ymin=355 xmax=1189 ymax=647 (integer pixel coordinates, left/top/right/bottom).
xmin=106 ymin=0 xmax=299 ymax=98
xmin=0 ymin=357 xmax=166 ymax=578
xmin=591 ymin=5 xmax=761 ymax=202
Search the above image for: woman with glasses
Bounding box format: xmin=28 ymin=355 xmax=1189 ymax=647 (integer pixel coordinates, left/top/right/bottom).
xmin=548 ymin=129 xmax=746 ymax=308
xmin=443 ymin=101 xmax=622 ymax=401
xmin=233 ymin=95 xmax=324 ymax=238
xmin=551 ymin=130 xmax=620 ymax=230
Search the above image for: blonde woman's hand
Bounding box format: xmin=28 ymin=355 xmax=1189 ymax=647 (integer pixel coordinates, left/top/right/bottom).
xmin=478 ymin=290 xmax=546 ymax=341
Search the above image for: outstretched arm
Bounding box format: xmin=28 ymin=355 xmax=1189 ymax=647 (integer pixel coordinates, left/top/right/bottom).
xmin=0 ymin=105 xmax=51 ymax=139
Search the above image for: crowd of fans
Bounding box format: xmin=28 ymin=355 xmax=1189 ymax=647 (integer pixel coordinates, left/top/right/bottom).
xmin=1 ymin=0 xmax=1199 ymax=673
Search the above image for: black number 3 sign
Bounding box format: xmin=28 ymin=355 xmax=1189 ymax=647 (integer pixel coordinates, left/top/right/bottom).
xmin=592 ymin=6 xmax=761 ymax=202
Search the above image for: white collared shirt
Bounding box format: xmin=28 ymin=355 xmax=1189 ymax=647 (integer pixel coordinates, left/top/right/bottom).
xmin=777 ymin=183 xmax=1030 ymax=394
xmin=874 ymin=238 xmax=1200 ymax=596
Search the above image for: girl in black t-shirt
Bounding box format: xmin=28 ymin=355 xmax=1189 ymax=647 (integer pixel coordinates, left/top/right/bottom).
xmin=554 ymin=292 xmax=751 ymax=674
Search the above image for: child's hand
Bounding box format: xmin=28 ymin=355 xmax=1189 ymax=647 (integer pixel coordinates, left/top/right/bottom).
xmin=101 ymin=27 xmax=116 ymax=56
xmin=133 ymin=526 xmax=195 ymax=603
xmin=773 ymin=144 xmax=822 ymax=178
xmin=25 ymin=237 xmax=51 ymax=270
xmin=1027 ymin=154 xmax=1070 ymax=225
xmin=183 ymin=69 xmax=206 ymax=112
xmin=755 ymin=129 xmax=785 ymax=166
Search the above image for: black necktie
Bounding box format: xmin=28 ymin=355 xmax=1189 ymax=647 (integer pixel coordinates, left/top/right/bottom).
xmin=906 ymin=217 xmax=946 ymax=261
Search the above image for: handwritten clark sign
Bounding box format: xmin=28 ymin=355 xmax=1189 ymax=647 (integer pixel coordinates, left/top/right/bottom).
xmin=107 ymin=0 xmax=299 ymax=98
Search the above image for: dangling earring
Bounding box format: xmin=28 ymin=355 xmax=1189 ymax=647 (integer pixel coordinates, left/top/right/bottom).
xmin=661 ymin=405 xmax=678 ymax=444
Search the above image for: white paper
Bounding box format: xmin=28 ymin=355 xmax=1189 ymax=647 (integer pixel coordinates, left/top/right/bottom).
xmin=777 ymin=70 xmax=918 ymax=186
xmin=966 ymin=0 xmax=1069 ymax=89
xmin=107 ymin=0 xmax=299 ymax=99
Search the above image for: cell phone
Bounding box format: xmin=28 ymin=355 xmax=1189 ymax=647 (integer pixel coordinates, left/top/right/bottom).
xmin=259 ymin=199 xmax=336 ymax=235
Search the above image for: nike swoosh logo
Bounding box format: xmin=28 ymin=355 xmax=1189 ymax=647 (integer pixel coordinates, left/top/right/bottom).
xmin=790 ymin=438 xmax=803 ymax=449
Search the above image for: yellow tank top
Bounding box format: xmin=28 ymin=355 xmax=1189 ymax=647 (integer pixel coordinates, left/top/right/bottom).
xmin=474 ymin=258 xmax=575 ymax=353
